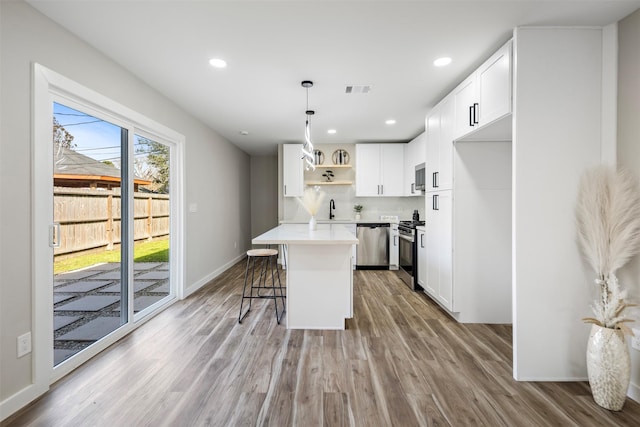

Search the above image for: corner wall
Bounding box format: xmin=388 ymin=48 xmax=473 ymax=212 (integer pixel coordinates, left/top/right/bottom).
xmin=251 ymin=155 xmax=278 ymax=239
xmin=616 ymin=7 xmax=640 ymax=402
xmin=512 ymin=27 xmax=606 ymax=380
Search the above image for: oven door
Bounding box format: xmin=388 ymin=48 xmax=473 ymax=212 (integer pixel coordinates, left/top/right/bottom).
xmin=398 ymin=233 xmax=414 ymax=288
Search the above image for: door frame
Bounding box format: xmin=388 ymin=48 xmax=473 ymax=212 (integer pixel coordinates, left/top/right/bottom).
xmin=32 ymin=64 xmax=185 ymax=389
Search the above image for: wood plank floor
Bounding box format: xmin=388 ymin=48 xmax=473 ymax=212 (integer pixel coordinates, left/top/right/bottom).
xmin=4 ymin=261 xmax=640 ymax=426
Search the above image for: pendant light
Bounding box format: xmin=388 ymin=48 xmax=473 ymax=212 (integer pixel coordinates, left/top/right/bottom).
xmin=301 ymin=80 xmax=315 ymax=171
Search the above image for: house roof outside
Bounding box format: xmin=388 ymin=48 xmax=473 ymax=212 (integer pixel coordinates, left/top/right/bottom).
xmin=54 ymin=145 xmax=152 ymax=189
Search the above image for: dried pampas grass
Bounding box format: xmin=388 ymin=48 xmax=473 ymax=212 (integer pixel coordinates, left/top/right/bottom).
xmin=575 ymin=165 xmax=640 ymax=330
xmin=296 ymin=187 xmax=325 ymax=217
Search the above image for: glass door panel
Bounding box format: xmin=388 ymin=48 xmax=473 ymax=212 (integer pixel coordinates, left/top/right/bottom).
xmin=52 ymin=102 xmax=127 ymax=365
xmin=132 ymin=135 xmax=171 ymax=316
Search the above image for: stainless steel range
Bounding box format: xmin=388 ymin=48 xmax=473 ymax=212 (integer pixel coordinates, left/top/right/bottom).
xmin=397 ymin=220 xmax=425 ymax=290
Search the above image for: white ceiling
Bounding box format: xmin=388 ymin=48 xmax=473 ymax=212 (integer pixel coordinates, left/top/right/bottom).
xmin=27 ymin=0 xmax=640 ymax=156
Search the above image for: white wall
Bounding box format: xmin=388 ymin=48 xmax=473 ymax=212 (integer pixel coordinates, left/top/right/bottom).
xmin=251 ymin=155 xmax=278 ymax=239
xmin=616 ymin=8 xmax=640 ymax=402
xmin=512 ymin=27 xmax=607 ymax=380
xmin=0 ymin=0 xmax=250 ymax=414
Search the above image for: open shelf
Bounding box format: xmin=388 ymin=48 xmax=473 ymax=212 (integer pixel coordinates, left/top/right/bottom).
xmin=306 ymin=181 xmax=353 ymax=186
xmin=313 ymin=164 xmax=352 ymax=168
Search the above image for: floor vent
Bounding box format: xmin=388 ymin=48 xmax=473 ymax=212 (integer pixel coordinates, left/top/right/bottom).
xmin=345 ymin=85 xmax=372 ymax=94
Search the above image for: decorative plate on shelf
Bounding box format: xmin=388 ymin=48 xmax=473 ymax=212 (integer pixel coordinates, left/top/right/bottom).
xmin=332 ymin=149 xmax=349 ymax=165
xmin=313 ymin=149 xmax=324 ymax=165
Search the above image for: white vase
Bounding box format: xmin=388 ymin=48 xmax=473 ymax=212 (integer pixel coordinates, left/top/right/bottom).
xmin=355 ymin=213 xmax=361 ymax=220
xmin=586 ymin=324 xmax=631 ymax=411
xmin=309 ymin=216 xmax=317 ymax=231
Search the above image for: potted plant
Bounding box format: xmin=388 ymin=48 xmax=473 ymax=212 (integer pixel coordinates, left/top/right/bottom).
xmin=575 ymin=165 xmax=640 ymax=411
xmin=353 ymin=204 xmax=363 ymax=220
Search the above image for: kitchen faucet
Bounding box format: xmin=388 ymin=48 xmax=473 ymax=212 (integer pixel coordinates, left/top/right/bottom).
xmin=329 ymin=199 xmax=336 ymax=220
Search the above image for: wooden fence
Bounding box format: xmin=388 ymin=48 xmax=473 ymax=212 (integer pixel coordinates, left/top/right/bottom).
xmin=54 ymin=187 xmax=170 ymax=256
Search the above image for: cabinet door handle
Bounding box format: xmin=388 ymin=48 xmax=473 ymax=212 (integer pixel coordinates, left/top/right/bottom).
xmin=469 ymin=105 xmax=474 ymax=127
xmin=394 ymin=235 xmax=398 ymax=246
xmin=381 ymin=184 xmax=384 ymax=194
xmin=432 ymin=172 xmax=437 ymax=188
xmin=433 ymin=194 xmax=439 ymax=211
xmin=420 ymin=233 xmax=425 ymax=248
xmin=433 ymin=172 xmax=439 ymax=188
xmin=473 ymin=103 xmax=479 ymax=125
xmin=377 ymin=184 xmax=380 ymax=195
xmin=411 ymin=183 xmax=414 ymax=194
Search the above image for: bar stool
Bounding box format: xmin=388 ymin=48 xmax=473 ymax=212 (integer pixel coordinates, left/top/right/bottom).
xmin=238 ymin=248 xmax=286 ymax=324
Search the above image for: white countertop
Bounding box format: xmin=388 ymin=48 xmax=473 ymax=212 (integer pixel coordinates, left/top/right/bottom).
xmin=253 ymin=223 xmax=358 ymax=245
xmin=280 ymin=219 xmax=398 ymax=225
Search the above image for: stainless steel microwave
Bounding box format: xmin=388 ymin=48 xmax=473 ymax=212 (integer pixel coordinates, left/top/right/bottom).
xmin=415 ymin=163 xmax=426 ymax=191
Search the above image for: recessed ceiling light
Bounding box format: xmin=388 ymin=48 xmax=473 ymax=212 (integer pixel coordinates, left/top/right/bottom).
xmin=434 ymin=57 xmax=452 ymax=67
xmin=209 ymin=58 xmax=227 ymax=68
xmin=327 ymin=129 xmax=337 ymax=135
xmin=385 ymin=119 xmax=396 ymax=125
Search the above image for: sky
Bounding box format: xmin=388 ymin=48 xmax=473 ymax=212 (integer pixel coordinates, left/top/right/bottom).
xmin=53 ymin=102 xmax=152 ymax=165
xmin=54 ymin=102 xmax=123 ymax=162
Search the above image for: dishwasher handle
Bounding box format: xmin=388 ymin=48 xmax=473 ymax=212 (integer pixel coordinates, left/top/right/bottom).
xmin=357 ymin=223 xmax=390 ymax=228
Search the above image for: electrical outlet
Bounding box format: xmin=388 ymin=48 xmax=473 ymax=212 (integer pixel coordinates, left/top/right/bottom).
xmin=17 ymin=332 xmax=32 ymax=358
xmin=632 ymin=329 xmax=640 ymax=351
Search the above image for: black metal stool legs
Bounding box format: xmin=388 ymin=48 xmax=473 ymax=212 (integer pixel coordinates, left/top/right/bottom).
xmin=238 ymin=250 xmax=286 ymax=324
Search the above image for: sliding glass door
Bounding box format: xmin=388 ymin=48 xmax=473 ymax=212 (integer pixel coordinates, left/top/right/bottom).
xmin=51 ymin=101 xmax=173 ymax=366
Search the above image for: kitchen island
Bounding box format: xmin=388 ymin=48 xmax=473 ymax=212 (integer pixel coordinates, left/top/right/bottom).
xmin=252 ymin=223 xmax=358 ymax=330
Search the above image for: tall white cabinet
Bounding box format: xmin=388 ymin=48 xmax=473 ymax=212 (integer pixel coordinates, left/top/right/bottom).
xmin=422 ymin=39 xmax=512 ymax=324
xmin=424 ymin=192 xmax=453 ymax=309
xmin=416 ymin=227 xmax=427 ymax=288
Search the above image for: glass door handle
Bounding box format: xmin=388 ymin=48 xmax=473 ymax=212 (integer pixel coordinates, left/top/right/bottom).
xmin=49 ymin=223 xmax=61 ymax=248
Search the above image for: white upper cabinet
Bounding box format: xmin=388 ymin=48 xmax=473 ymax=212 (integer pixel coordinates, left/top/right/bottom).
xmin=425 ymin=96 xmax=454 ymax=192
xmin=403 ymin=132 xmax=426 ymax=196
xmin=282 ymin=144 xmax=304 ymax=197
xmin=477 ymin=40 xmax=512 ymax=126
xmin=453 ymin=40 xmax=512 ymax=140
xmin=356 ymin=143 xmax=404 ymax=197
xmin=452 ymin=74 xmax=478 ymax=139
xmin=355 ymin=144 xmax=380 ymax=196
xmin=380 ymin=144 xmax=405 ymax=196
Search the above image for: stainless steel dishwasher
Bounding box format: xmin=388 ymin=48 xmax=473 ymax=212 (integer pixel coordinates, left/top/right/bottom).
xmin=356 ymin=223 xmax=390 ymax=269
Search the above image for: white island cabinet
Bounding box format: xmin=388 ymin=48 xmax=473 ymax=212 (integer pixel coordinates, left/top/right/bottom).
xmin=252 ymin=224 xmax=358 ymax=330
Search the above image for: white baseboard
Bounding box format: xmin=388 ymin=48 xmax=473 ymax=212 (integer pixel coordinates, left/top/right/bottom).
xmin=0 ymin=382 xmax=48 ymax=422
xmin=628 ymin=382 xmax=640 ymax=403
xmin=514 ymin=376 xmax=588 ymax=382
xmin=184 ymin=253 xmax=245 ymax=298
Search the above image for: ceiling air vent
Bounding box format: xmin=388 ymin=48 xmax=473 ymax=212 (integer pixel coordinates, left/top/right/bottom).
xmin=345 ymin=85 xmax=372 ymax=94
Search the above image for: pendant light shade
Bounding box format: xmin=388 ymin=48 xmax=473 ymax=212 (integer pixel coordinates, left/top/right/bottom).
xmin=301 ymin=80 xmax=315 ymax=171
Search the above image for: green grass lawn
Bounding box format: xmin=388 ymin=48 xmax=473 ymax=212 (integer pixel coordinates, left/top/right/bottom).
xmin=54 ymin=239 xmax=169 ymax=274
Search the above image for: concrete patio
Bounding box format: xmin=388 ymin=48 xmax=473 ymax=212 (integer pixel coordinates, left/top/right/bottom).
xmin=53 ymin=262 xmax=170 ymax=365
